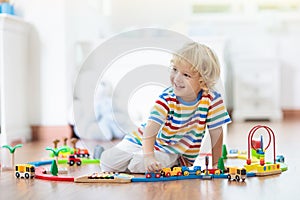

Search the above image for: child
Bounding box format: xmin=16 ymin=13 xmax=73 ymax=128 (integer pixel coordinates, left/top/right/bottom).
xmin=100 ymin=42 xmax=231 ymax=173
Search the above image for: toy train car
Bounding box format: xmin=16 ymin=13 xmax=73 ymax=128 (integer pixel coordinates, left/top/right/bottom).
xmin=145 ymin=166 xmax=202 ymax=178
xmin=74 ymin=148 xmax=90 ymax=158
xmin=182 ymin=166 xmax=202 ymax=176
xmin=15 ymin=164 xmax=35 ymax=179
xmin=227 ymin=166 xmax=246 ymax=182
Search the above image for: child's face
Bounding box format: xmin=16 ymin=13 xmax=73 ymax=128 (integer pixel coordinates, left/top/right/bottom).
xmin=170 ymin=61 xmax=202 ymax=102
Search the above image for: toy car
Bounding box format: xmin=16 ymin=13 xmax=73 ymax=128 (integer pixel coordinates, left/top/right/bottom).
xmin=68 ymin=155 xmax=82 ymax=166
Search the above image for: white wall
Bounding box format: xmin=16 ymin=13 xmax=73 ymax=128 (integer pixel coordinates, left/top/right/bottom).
xmin=188 ymin=15 xmax=300 ymax=110
xmin=12 ymin=0 xmax=191 ymax=126
xmin=14 ymin=0 xmax=68 ymax=125
xmin=10 ymin=0 xmax=300 ymax=128
xmin=108 ymin=0 xmax=189 ymax=33
xmin=278 ymin=33 xmax=300 ymax=109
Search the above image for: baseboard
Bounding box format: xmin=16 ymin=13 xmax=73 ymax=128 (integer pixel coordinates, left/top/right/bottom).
xmin=31 ymin=125 xmax=72 ymax=141
xmin=228 ymin=109 xmax=299 ymax=120
xmin=282 ymin=109 xmax=300 ymax=119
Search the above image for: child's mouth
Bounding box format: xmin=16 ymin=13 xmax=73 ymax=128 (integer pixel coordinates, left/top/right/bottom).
xmin=174 ymin=83 xmax=185 ymax=89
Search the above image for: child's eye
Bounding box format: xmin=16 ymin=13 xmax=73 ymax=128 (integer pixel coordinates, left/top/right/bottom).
xmin=184 ymin=73 xmax=191 ymax=78
xmin=171 ymin=67 xmax=177 ymax=72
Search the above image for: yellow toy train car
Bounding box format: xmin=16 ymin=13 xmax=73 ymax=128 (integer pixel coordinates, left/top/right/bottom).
xmin=15 ymin=164 xmax=35 ymax=179
xmin=161 ymin=167 xmax=182 ymax=177
xmin=227 ymin=166 xmax=247 ymax=182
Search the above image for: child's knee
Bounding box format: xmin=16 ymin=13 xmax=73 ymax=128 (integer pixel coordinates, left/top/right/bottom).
xmin=100 ymin=147 xmax=132 ymax=172
xmin=127 ymin=154 xmax=145 ymax=173
xmin=100 ymin=150 xmax=112 ymax=171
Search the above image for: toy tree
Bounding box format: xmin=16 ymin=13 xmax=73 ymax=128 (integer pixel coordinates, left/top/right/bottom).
xmin=45 ymin=146 xmax=68 ymax=166
xmin=61 ymin=137 xmax=72 ymax=155
xmin=217 ymin=157 xmax=225 ymax=172
xmin=53 ymin=139 xmax=60 ymax=149
xmin=2 ymin=144 xmax=23 ymax=168
xmin=70 ymin=138 xmax=78 ymax=149
xmin=50 ymin=159 xmax=58 ymax=176
xmin=222 ymin=144 xmax=228 ymax=159
xmin=63 ymin=137 xmax=68 ymax=146
xmin=70 ymin=138 xmax=78 ymax=154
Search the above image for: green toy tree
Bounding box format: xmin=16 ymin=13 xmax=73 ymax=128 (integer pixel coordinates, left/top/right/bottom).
xmin=2 ymin=144 xmax=23 ymax=168
xmin=45 ymin=146 xmax=68 ymax=166
xmin=217 ymin=157 xmax=225 ymax=173
xmin=50 ymin=159 xmax=58 ymax=176
xmin=222 ymin=144 xmax=228 ymax=159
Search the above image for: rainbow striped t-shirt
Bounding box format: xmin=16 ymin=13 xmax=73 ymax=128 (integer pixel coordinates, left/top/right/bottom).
xmin=125 ymin=87 xmax=231 ymax=165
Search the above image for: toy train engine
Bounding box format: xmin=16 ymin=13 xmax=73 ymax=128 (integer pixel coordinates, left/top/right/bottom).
xmin=15 ymin=164 xmax=35 ymax=179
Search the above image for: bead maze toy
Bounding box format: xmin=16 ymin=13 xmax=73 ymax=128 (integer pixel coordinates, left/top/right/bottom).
xmin=244 ymin=125 xmax=283 ymax=176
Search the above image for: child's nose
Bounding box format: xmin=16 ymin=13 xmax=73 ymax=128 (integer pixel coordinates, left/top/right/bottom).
xmin=174 ymin=72 xmax=183 ymax=82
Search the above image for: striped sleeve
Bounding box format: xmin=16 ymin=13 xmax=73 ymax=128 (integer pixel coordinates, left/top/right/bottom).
xmin=148 ymin=93 xmax=169 ymax=125
xmin=206 ymin=91 xmax=231 ymax=129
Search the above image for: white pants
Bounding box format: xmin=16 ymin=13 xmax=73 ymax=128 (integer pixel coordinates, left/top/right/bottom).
xmin=100 ymin=139 xmax=179 ymax=173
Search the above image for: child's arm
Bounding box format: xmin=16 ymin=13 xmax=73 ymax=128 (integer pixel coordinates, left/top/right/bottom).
xmin=209 ymin=127 xmax=223 ymax=167
xmin=142 ymin=120 xmax=162 ymax=172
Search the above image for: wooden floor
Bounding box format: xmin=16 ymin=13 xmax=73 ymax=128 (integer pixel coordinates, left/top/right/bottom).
xmin=1 ymin=119 xmax=299 ymax=200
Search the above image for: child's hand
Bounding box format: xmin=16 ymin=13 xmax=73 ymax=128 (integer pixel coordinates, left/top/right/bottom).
xmin=143 ymin=152 xmax=162 ymax=172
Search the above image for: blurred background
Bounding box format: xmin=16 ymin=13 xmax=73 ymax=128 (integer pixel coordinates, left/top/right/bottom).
xmin=1 ymin=0 xmax=300 ymax=144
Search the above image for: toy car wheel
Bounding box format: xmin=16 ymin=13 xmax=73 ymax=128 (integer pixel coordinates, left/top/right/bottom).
xmin=77 ymin=161 xmax=82 ymax=166
xmin=25 ymin=173 xmax=30 ymax=179
xmin=236 ymin=176 xmax=240 ymax=182
xmin=166 ymin=172 xmax=171 ymax=177
xmin=69 ymin=160 xmax=74 ymax=166
xmin=242 ymin=178 xmax=245 ymax=182
xmin=227 ymin=174 xmax=231 ymax=181
xmin=196 ymin=170 xmax=201 ymax=175
xmin=155 ymin=173 xmax=161 ymax=178
xmin=183 ymin=171 xmax=189 ymax=176
xmin=15 ymin=172 xmax=20 ymax=178
xmin=146 ymin=173 xmax=151 ymax=178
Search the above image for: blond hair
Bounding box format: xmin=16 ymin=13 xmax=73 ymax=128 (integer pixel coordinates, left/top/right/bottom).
xmin=171 ymin=42 xmax=220 ymax=94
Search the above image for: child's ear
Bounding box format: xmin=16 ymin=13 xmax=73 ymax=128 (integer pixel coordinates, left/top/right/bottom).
xmin=199 ymin=79 xmax=208 ymax=94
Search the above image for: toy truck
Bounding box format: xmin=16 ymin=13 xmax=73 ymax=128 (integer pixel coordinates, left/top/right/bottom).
xmin=68 ymin=155 xmax=82 ymax=166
